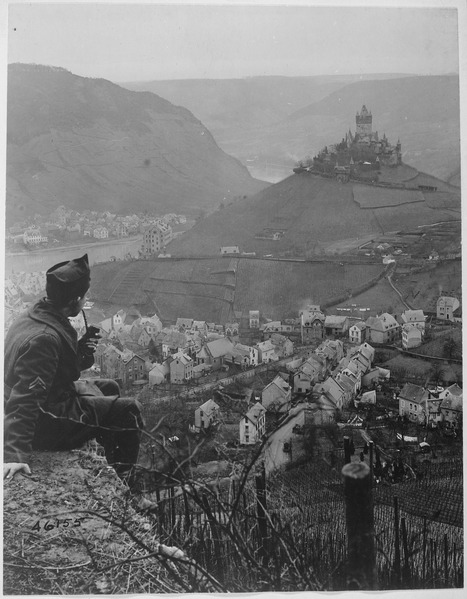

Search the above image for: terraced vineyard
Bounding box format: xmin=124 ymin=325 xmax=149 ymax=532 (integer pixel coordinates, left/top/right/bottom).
xmin=234 ymin=259 xmax=384 ymax=319
xmin=90 ymin=257 xmax=385 ymax=323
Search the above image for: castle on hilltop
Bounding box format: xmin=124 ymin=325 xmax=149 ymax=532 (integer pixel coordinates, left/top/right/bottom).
xmin=295 ymin=105 xmax=402 ymax=182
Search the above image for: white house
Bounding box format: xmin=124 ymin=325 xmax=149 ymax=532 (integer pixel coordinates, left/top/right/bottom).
xmin=239 ymin=403 xmax=266 ymax=445
xmin=257 ymin=339 xmax=276 ymax=363
xmin=195 ymin=399 xmax=220 ymax=431
xmin=148 ymin=362 xmax=169 ymax=386
xmin=437 ymin=296 xmax=460 ymax=321
xmin=401 ymin=309 xmax=426 ymax=333
xmin=220 ymin=246 xmax=240 ymax=254
xmin=169 ymin=351 xmax=193 ymax=384
xmin=402 ymin=324 xmax=423 ymax=350
xmin=349 ymin=321 xmax=367 ymax=344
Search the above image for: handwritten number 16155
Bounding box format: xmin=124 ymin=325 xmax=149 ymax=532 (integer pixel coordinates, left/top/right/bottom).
xmin=31 ymin=517 xmax=87 ymax=531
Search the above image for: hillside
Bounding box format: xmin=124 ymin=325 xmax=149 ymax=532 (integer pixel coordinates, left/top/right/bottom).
xmin=166 ymin=169 xmax=460 ymax=257
xmin=6 ymin=64 xmax=267 ymax=225
xmin=89 ymin=257 xmax=386 ymax=323
xmin=127 ymin=74 xmax=460 ymax=183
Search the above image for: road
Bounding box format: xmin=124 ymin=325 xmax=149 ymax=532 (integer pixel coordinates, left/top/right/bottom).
xmin=263 ymin=403 xmax=308 ymax=474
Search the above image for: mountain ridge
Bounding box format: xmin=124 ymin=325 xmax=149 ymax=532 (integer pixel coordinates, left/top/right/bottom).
xmin=6 ymin=63 xmax=267 ymax=224
xmin=123 ymin=74 xmax=460 ymax=183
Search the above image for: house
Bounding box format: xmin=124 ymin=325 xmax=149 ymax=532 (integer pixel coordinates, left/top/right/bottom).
xmin=161 ymin=330 xmax=191 ymax=359
xmin=142 ymin=222 xmax=173 ymax=254
xmin=362 ymin=366 xmax=390 ymax=388
xmin=314 ymin=377 xmax=346 ymax=410
xmin=225 ymin=322 xmax=240 ymax=337
xmin=93 ymin=226 xmax=109 ymax=239
xmin=225 ymin=344 xmax=251 ymax=369
xmin=397 ymin=383 xmax=441 ymax=425
xmin=121 ymin=352 xmax=146 ymax=387
xmin=249 ymin=310 xmax=260 ymax=329
xmin=196 ymin=338 xmax=235 ymax=371
xmin=366 ymin=313 xmax=399 ymax=344
xmin=349 ymin=321 xmax=367 ymax=344
xmin=239 ymin=403 xmax=266 ymax=445
xmin=191 ymin=320 xmax=207 ymax=334
xmin=220 ymin=246 xmax=240 ymax=254
xmin=256 ymin=339 xmax=276 ymax=363
xmin=148 ymin=362 xmax=169 ymax=386
xmin=436 ymin=296 xmax=460 ymax=321
xmin=176 ymin=318 xmax=194 ymax=331
xmin=439 ymin=384 xmax=462 ymax=429
xmin=315 ymin=339 xmax=344 ymax=372
xmin=269 ymin=333 xmax=294 ymax=358
xmin=194 ymin=399 xmax=219 ymax=431
xmin=401 ymin=309 xmax=426 ymax=333
xmin=299 ymin=306 xmax=326 ymax=343
xmin=169 ymin=351 xmax=193 ymax=384
xmin=335 ymin=370 xmax=361 ymax=400
xmin=294 ymin=360 xmax=322 ymax=394
xmin=138 ymin=315 xmax=162 ymax=339
xmin=398 ymin=383 xmax=425 ymax=422
xmin=261 ymin=375 xmax=292 ymax=413
xmin=402 ymin=324 xmax=423 ymax=350
xmin=262 ymin=320 xmax=295 ymax=335
xmin=324 ymin=315 xmax=349 ymax=337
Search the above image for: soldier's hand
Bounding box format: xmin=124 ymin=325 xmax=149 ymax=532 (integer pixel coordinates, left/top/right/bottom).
xmin=4 ymin=463 xmax=32 ymax=480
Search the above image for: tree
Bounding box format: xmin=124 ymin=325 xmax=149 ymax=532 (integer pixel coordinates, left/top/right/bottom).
xmin=443 ymin=336 xmax=459 ymax=360
xmin=429 ymin=362 xmax=444 ymax=386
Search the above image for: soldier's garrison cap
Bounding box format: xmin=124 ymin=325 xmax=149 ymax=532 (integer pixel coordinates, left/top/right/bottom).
xmin=46 ymin=254 xmax=91 ymax=304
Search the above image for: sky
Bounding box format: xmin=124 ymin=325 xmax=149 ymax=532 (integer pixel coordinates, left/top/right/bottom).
xmin=4 ymin=0 xmax=464 ymax=83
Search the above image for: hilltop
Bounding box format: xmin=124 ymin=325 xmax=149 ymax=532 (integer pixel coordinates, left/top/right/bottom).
xmin=6 ymin=64 xmax=267 ymax=225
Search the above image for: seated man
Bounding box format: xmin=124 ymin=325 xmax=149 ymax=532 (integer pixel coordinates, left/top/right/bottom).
xmin=4 ymin=254 xmax=147 ymax=503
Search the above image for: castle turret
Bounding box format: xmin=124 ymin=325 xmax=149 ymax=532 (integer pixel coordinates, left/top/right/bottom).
xmin=356 ymin=105 xmax=372 ymax=138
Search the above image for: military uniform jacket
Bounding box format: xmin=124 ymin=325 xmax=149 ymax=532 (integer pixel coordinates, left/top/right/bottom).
xmin=4 ymin=299 xmax=94 ymax=463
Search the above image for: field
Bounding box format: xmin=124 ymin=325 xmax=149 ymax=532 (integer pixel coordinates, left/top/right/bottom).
xmin=233 ymin=259 xmax=383 ymax=320
xmin=333 ymin=278 xmax=407 ymax=316
xmin=393 ymin=260 xmax=462 ymax=312
xmin=353 ymin=185 xmax=424 ymax=208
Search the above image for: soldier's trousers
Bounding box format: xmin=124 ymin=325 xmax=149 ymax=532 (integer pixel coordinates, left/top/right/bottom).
xmin=32 ymin=379 xmax=143 ymax=482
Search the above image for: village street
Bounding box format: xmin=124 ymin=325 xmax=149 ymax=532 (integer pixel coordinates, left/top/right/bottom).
xmin=263 ymin=403 xmax=308 ymax=474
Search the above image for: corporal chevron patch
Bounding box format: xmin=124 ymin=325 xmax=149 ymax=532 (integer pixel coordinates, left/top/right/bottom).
xmin=28 ymin=376 xmax=47 ymax=392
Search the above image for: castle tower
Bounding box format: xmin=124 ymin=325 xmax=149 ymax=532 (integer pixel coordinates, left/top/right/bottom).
xmin=356 ymin=105 xmax=372 ymax=138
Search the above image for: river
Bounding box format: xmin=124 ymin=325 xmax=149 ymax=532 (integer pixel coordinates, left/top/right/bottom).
xmin=5 ymin=236 xmax=143 ymax=274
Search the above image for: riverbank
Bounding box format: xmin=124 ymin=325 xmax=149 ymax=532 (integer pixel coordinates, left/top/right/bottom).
xmin=5 ymin=236 xmax=143 ymax=274
xmin=6 ymin=234 xmax=143 ymax=257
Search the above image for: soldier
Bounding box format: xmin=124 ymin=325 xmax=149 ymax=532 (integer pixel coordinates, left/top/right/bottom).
xmin=3 ymin=255 xmax=147 ymax=503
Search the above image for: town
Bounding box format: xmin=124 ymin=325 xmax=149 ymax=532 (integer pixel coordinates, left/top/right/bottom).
xmin=4 ymin=205 xmax=189 ymax=251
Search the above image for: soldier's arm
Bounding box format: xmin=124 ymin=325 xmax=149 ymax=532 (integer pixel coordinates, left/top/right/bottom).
xmin=4 ymin=332 xmax=60 ymax=465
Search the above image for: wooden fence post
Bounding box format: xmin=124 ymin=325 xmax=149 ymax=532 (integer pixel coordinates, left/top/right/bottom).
xmin=255 ymin=465 xmax=268 ymax=567
xmin=393 ymin=496 xmax=401 ymax=587
xmin=342 ymin=462 xmax=376 ymax=590
xmin=344 ymin=436 xmax=351 ymax=464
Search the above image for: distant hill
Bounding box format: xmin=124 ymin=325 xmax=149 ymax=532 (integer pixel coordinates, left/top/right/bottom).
xmin=123 ymin=74 xmax=460 ymax=183
xmin=167 ymin=167 xmax=460 ymax=257
xmin=122 ymin=73 xmax=410 ymax=134
xmin=6 ymin=64 xmax=267 ymax=225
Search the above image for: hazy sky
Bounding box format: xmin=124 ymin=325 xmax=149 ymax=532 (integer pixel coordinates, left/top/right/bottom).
xmin=5 ymin=1 xmax=463 ymax=82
